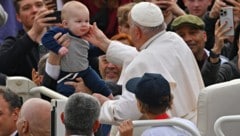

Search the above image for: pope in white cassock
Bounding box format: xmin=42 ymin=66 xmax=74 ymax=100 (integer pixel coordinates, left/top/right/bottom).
xmin=83 ymin=2 xmax=204 ymax=125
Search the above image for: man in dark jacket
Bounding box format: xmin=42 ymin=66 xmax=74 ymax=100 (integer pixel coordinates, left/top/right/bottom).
xmin=0 ymin=0 xmax=58 ymax=79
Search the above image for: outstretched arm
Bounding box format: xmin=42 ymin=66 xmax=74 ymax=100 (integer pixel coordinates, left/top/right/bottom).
xmin=83 ymin=22 xmax=111 ymax=52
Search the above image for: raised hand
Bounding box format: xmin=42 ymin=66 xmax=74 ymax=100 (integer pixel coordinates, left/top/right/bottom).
xmin=213 ymin=20 xmax=230 ymax=54
xmin=151 ymin=0 xmax=185 ymax=16
xmin=28 ymin=9 xmax=60 ymax=43
xmin=209 ymin=0 xmax=227 ymax=19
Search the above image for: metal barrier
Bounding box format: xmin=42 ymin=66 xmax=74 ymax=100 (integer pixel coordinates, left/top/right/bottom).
xmin=30 ymin=86 xmax=67 ymax=100
xmin=214 ymin=115 xmax=240 ymax=136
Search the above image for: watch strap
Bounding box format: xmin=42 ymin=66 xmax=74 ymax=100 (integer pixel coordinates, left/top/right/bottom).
xmin=210 ymin=50 xmax=220 ymax=58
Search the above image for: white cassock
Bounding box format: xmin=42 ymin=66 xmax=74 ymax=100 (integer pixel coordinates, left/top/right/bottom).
xmin=99 ymin=30 xmax=204 ymax=125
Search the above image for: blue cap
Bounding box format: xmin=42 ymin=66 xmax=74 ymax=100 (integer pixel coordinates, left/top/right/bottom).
xmin=126 ymin=73 xmax=170 ymax=106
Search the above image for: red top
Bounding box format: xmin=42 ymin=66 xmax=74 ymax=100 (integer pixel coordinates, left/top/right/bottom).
xmin=154 ymin=113 xmax=170 ymax=120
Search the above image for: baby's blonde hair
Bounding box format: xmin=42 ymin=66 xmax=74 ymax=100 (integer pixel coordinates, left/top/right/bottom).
xmin=61 ymin=1 xmax=89 ymax=20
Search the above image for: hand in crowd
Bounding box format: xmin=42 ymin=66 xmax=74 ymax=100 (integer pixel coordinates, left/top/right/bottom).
xmin=28 ymin=9 xmax=60 ymax=43
xmin=43 ymin=0 xmax=57 ymax=10
xmin=209 ymin=0 xmax=226 ymax=18
xmin=209 ymin=20 xmax=231 ymax=63
xmin=151 ymin=0 xmax=185 ymax=16
xmin=32 ymin=68 xmax=42 ymax=86
xmin=118 ymin=120 xmax=134 ymax=136
xmin=64 ymin=77 xmax=92 ymax=94
xmin=210 ymin=0 xmax=240 ymax=19
xmin=212 ymin=20 xmax=229 ymax=54
xmin=92 ymin=93 xmax=110 ymax=105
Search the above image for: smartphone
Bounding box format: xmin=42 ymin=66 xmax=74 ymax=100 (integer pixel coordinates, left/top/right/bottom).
xmin=219 ymin=7 xmax=234 ymax=36
xmin=45 ymin=10 xmax=62 ymax=23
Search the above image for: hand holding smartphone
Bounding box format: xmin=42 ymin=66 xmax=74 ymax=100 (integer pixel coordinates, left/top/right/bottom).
xmin=219 ymin=6 xmax=234 ymax=36
xmin=45 ymin=10 xmax=62 ymax=24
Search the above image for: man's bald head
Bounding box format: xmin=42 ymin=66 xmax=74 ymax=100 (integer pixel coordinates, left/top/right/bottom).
xmin=17 ymin=98 xmax=51 ymax=136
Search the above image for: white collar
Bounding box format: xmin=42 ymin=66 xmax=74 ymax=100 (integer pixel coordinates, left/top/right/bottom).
xmin=140 ymin=30 xmax=166 ymax=51
xmin=10 ymin=130 xmax=17 ymax=136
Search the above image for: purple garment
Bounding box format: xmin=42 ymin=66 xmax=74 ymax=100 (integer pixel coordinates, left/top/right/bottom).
xmin=0 ymin=0 xmax=22 ymax=44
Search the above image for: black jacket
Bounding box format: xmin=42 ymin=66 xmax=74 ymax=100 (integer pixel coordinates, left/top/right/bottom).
xmin=0 ymin=72 xmax=6 ymax=85
xmin=0 ymin=30 xmax=40 ymax=79
xmin=202 ymin=56 xmax=240 ymax=86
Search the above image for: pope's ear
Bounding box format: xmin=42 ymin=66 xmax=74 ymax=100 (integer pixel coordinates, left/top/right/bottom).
xmin=134 ymin=25 xmax=142 ymax=39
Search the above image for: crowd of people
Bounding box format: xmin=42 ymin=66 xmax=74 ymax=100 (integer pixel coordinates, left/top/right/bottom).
xmin=0 ymin=0 xmax=239 ymax=135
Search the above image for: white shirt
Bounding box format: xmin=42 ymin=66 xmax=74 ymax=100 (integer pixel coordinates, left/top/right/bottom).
xmin=141 ymin=118 xmax=199 ymax=136
xmin=10 ymin=130 xmax=17 ymax=136
xmin=99 ymin=31 xmax=204 ymax=125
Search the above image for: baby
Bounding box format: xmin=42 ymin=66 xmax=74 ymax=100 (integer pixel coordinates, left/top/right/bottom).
xmin=42 ymin=1 xmax=113 ymax=98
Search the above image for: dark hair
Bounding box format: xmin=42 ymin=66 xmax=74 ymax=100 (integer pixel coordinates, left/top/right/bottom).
xmin=0 ymin=88 xmax=22 ymax=111
xmin=13 ymin=0 xmax=21 ymax=14
xmin=139 ymin=94 xmax=173 ymax=115
xmin=229 ymin=24 xmax=240 ymax=60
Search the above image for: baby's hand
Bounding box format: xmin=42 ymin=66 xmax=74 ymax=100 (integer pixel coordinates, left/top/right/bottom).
xmin=58 ymin=47 xmax=68 ymax=56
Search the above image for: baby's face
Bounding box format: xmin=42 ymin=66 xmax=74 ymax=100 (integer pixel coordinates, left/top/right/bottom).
xmin=66 ymin=11 xmax=90 ymax=37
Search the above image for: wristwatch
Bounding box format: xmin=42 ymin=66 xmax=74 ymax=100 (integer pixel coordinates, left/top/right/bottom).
xmin=210 ymin=50 xmax=220 ymax=58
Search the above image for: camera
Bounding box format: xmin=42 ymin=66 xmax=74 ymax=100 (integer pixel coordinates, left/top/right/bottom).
xmin=219 ymin=7 xmax=234 ymax=36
